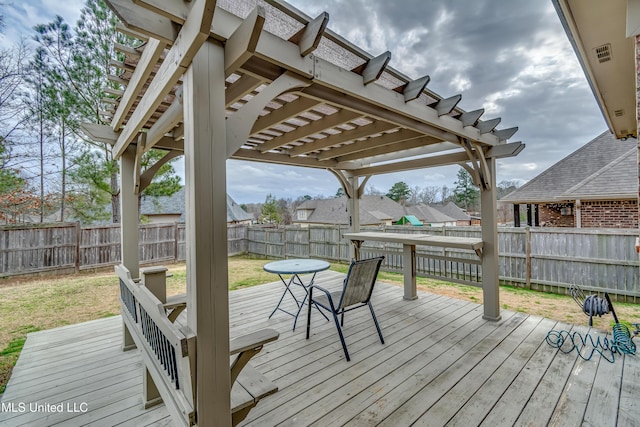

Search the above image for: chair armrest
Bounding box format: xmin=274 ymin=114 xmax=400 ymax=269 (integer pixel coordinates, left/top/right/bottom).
xmin=230 ymin=329 xmax=279 ymax=356
xmin=309 ymin=284 xmax=341 ymax=312
xmin=308 ymin=284 xmax=333 ymax=299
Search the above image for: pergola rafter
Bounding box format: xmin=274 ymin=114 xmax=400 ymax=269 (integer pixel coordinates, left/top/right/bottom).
xmin=88 ymin=1 xmax=526 ymax=425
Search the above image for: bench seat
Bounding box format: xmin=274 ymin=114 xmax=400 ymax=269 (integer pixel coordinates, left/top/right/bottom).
xmin=116 ymin=265 xmax=279 ymax=426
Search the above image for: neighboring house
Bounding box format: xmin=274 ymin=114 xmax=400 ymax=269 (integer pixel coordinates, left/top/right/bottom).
xmin=410 ymin=202 xmax=473 ymax=226
xmin=294 ymin=195 xmax=406 ymax=226
xmin=434 ymin=201 xmax=474 ymax=226
xmin=501 ymin=131 xmax=637 ymax=228
xmin=294 ymin=195 xmax=471 ymax=227
xmin=140 ymin=189 xmax=253 ymax=224
xmin=226 ymin=195 xmax=254 ymax=225
xmin=139 ymin=188 xmax=185 ymax=223
xmin=408 ymin=204 xmax=457 ymax=227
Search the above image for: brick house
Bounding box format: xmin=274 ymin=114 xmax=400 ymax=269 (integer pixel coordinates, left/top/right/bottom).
xmin=552 ymin=1 xmax=640 ymax=232
xmin=501 ymin=131 xmax=638 ymax=228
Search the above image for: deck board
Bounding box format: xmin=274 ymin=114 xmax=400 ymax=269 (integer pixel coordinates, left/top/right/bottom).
xmin=1 ymin=270 xmax=637 ymax=426
xmin=442 ymin=317 xmax=557 ymax=427
xmin=414 ymin=315 xmax=546 ymax=426
xmin=247 ymin=299 xmax=477 ymax=425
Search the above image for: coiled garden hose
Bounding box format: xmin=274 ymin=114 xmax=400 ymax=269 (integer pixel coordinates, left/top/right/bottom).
xmin=547 ymin=289 xmax=635 ymax=363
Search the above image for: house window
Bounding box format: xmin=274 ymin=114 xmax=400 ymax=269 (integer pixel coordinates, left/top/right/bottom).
xmin=297 ymin=210 xmax=308 ymax=220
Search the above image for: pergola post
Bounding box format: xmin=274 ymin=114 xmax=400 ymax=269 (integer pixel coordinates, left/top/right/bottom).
xmin=347 ymin=176 xmax=361 ymax=260
xmin=636 ymin=35 xmax=640 ymax=257
xmin=120 ymin=145 xmax=139 ymax=351
xmin=480 ymin=157 xmax=501 ymax=321
xmin=184 ymin=40 xmax=231 ymax=426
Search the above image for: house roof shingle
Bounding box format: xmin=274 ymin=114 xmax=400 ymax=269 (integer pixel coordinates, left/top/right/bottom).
xmin=140 ymin=189 xmax=253 ymax=223
xmin=501 ymin=131 xmax=636 ymax=203
xmin=297 ymin=196 xmax=469 ymax=225
xmin=297 ymin=195 xmax=407 ymax=225
xmin=433 ymin=201 xmax=472 ymax=221
xmin=408 ymin=204 xmax=456 ymax=224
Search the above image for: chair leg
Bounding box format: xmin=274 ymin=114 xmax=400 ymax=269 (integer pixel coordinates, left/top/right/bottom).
xmin=331 ymin=312 xmax=350 ymax=361
xmin=341 ymin=311 xmax=344 ymax=327
xmin=306 ymin=288 xmax=313 ymax=339
xmin=368 ymin=302 xmax=384 ymax=344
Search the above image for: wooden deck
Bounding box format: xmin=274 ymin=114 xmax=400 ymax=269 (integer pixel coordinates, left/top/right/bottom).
xmin=1 ymin=270 xmax=639 ymax=426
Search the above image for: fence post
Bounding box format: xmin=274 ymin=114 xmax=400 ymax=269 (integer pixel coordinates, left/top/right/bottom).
xmin=174 ymin=222 xmax=179 ymax=263
xmin=441 ymin=225 xmax=447 ymax=263
xmin=525 ymin=226 xmax=531 ymax=289
xmin=75 ymin=222 xmax=82 ymax=273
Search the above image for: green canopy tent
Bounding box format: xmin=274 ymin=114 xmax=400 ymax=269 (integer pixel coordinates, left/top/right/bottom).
xmin=396 ymin=215 xmax=423 ymax=226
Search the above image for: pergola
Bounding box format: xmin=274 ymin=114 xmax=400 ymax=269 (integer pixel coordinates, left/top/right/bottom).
xmin=83 ymin=0 xmax=523 ymax=425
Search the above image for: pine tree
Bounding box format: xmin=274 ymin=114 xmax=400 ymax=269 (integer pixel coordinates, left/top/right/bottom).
xmin=30 ymin=0 xmax=182 ymax=223
xmin=138 ymin=149 xmax=182 ymax=212
xmin=23 ymin=47 xmax=54 ymax=222
xmin=67 ymin=150 xmax=112 ymax=223
xmin=34 ymin=16 xmax=84 ymax=221
xmin=386 ymin=181 xmax=411 ymax=205
xmin=261 ymin=194 xmax=282 ymax=224
xmin=454 ymin=169 xmax=479 ymax=211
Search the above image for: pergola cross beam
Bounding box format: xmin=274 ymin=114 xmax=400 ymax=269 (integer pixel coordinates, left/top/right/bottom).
xmin=109 ymin=0 xmax=215 ymax=159
xmin=315 ymin=128 xmax=422 ymax=161
xmin=111 ymin=38 xmax=166 ymax=131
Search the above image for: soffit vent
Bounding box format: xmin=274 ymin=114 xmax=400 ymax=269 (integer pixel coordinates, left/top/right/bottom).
xmin=594 ymin=44 xmax=612 ymax=63
xmin=614 ymin=109 xmax=625 ymax=117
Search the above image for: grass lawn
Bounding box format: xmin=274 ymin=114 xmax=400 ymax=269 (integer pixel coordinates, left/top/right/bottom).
xmin=1 ymin=255 xmax=639 ymax=394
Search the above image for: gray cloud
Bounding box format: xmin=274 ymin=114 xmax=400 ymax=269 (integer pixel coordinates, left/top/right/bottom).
xmin=11 ymin=0 xmax=610 ymax=204
xmin=284 ymin=0 xmax=606 ymax=191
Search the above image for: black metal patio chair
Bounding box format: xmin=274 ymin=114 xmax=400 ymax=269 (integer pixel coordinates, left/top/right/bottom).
xmin=305 ymin=256 xmax=385 ymax=361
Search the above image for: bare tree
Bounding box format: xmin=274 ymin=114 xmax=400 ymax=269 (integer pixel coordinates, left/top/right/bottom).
xmin=408 ymin=185 xmax=421 ymax=205
xmin=441 ymin=185 xmax=453 ymax=203
xmin=0 ymin=41 xmax=29 ymax=145
xmin=497 ymin=180 xmax=521 ymax=199
xmin=365 ymin=185 xmax=384 ymax=196
xmin=419 ymin=186 xmax=440 ymax=204
xmin=277 ymin=197 xmax=293 ymax=225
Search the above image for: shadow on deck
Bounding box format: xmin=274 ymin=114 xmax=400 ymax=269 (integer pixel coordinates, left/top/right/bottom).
xmin=1 ymin=270 xmax=639 ymax=426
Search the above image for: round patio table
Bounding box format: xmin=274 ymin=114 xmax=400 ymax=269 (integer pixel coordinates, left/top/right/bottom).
xmin=264 ymin=259 xmax=330 ymax=331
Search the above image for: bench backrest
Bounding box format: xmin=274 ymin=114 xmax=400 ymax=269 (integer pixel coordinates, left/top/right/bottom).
xmin=116 ymin=264 xmax=196 ymax=427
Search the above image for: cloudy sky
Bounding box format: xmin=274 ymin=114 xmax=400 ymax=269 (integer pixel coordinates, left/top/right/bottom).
xmin=1 ymin=0 xmax=606 ymax=204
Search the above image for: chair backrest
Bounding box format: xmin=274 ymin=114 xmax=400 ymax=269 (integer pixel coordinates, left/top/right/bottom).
xmin=338 ymin=256 xmax=385 ymax=310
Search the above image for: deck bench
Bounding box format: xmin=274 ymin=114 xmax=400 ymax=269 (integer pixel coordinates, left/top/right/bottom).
xmin=116 ymin=264 xmax=279 ymax=426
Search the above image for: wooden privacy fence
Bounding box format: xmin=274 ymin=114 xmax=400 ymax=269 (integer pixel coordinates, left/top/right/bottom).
xmin=1 ymin=222 xmax=639 ymax=301
xmin=0 ymin=222 xmax=248 ymax=277
xmin=248 ymin=225 xmax=640 ymax=301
